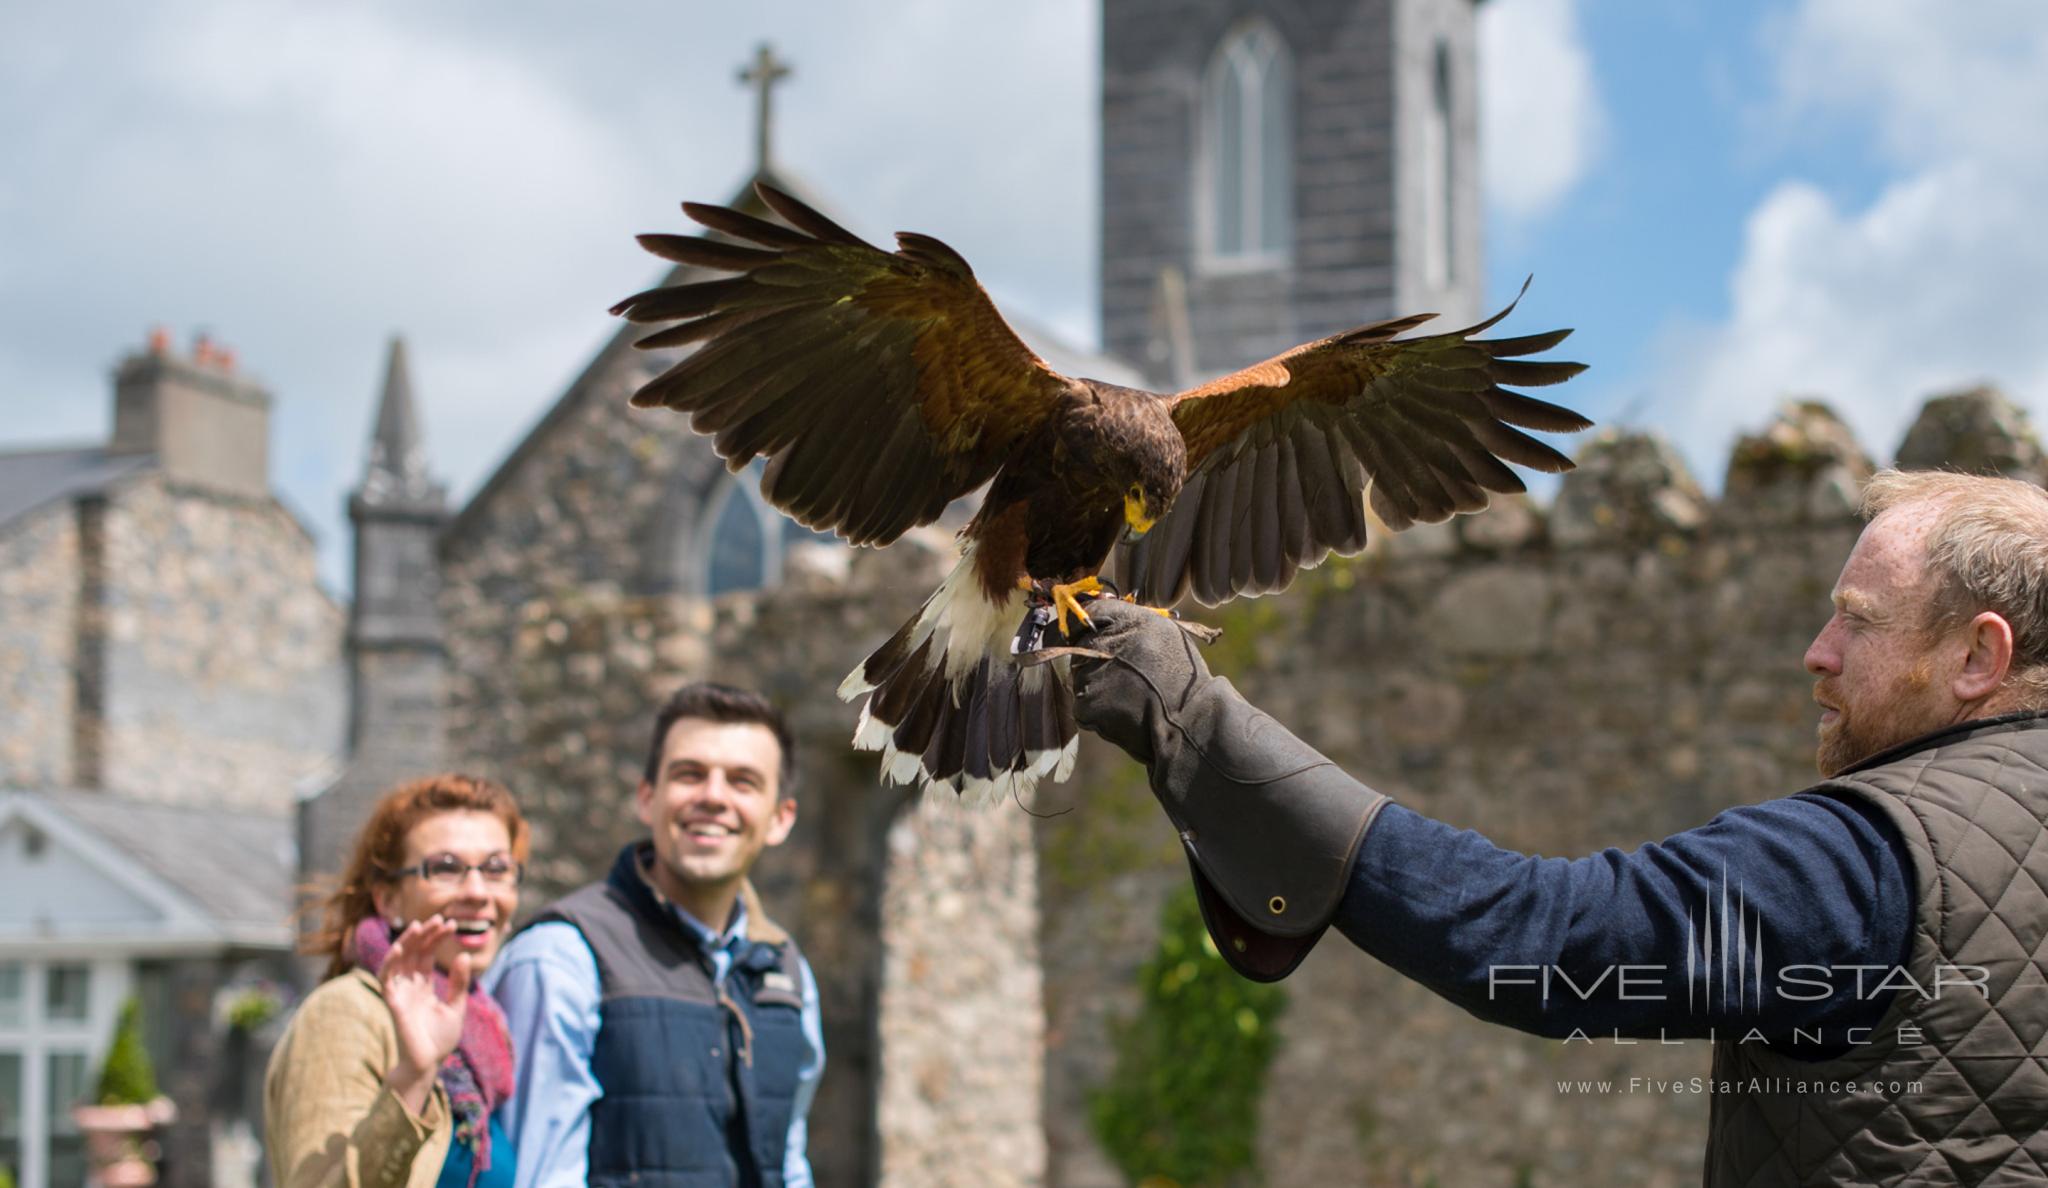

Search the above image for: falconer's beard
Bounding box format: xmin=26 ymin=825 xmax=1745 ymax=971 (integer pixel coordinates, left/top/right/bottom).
xmin=1815 ymin=656 xmax=1946 ymax=778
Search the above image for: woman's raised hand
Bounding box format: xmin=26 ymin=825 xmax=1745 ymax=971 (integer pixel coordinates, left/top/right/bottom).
xmin=380 ymin=916 xmax=470 ymax=1115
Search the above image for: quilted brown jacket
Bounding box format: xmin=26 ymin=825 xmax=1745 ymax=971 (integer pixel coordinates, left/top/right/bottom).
xmin=264 ymin=969 xmax=453 ymax=1188
xmin=1706 ymin=712 xmax=2048 ymax=1186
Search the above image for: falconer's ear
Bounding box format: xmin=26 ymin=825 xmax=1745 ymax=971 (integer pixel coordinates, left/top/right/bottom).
xmin=1954 ymin=610 xmax=2015 ymax=705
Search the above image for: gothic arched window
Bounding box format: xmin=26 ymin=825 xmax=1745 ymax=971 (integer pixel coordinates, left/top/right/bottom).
xmin=702 ymin=461 xmax=785 ymax=597
xmin=1198 ymin=21 xmax=1294 ymax=270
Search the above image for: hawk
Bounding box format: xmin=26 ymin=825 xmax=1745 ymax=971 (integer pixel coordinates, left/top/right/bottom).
xmin=613 ymin=184 xmax=1590 ymax=800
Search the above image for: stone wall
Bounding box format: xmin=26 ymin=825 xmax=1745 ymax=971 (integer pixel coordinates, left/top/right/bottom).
xmin=0 ymin=500 xmax=80 ymax=787
xmin=95 ymin=476 xmax=345 ymax=812
xmin=877 ymin=804 xmax=1046 ymax=1188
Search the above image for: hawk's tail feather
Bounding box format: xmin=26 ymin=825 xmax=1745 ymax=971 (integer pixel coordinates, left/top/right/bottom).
xmin=840 ymin=546 xmax=1079 ymax=805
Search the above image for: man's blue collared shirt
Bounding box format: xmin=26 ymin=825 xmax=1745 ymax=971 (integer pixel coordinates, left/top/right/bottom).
xmin=485 ymin=895 xmax=824 ymax=1188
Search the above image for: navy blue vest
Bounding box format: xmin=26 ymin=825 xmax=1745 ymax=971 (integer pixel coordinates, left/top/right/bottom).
xmin=534 ymin=843 xmax=812 ymax=1188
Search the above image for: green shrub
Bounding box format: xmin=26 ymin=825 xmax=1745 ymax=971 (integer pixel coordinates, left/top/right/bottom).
xmin=224 ymin=984 xmax=283 ymax=1032
xmin=1089 ymin=885 xmax=1288 ymax=1186
xmin=95 ymin=998 xmax=159 ymax=1106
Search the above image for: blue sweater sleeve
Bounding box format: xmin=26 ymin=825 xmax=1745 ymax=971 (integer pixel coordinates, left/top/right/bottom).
xmin=1333 ymin=793 xmax=1915 ymax=1049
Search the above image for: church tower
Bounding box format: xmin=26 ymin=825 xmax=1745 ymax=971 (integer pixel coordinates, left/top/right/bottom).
xmin=1101 ymin=0 xmax=1483 ymax=387
xmin=300 ymin=337 xmax=451 ymax=877
xmin=345 ymin=337 xmax=449 ymax=760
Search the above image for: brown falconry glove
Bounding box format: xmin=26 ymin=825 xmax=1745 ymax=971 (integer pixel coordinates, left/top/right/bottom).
xmin=1067 ymin=598 xmax=1388 ymax=981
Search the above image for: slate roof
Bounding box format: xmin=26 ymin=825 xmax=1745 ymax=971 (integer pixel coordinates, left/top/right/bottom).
xmin=0 ymin=444 xmax=154 ymax=532
xmin=32 ymin=790 xmax=295 ymax=937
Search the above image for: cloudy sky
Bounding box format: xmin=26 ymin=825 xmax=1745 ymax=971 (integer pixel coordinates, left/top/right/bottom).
xmin=4 ymin=0 xmax=2044 ymax=593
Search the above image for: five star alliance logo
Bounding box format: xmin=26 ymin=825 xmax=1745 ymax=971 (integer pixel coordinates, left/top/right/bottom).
xmin=1488 ymin=860 xmax=1989 ymax=1039
xmin=1688 ymin=864 xmax=1766 ymax=1015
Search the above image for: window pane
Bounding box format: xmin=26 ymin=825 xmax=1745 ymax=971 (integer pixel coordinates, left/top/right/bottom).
xmin=51 ymin=1131 xmax=86 ymax=1188
xmin=0 ymin=1050 xmax=19 ymax=1136
xmin=1421 ymin=40 xmax=1452 ymax=288
xmin=48 ymin=1050 xmax=88 ymax=1121
xmin=1259 ymin=54 xmax=1292 ymax=254
xmin=0 ymin=965 xmax=20 ymax=1027
xmin=708 ymin=480 xmax=768 ymax=596
xmin=48 ymin=1050 xmax=93 ymax=1182
xmin=46 ymin=963 xmax=90 ymax=1023
xmin=0 ymin=1051 xmax=18 ymax=1188
xmin=1214 ymin=60 xmax=1244 ymax=255
xmin=49 ymin=1046 xmax=88 ymax=1188
xmin=1434 ymin=41 xmax=1456 ymax=284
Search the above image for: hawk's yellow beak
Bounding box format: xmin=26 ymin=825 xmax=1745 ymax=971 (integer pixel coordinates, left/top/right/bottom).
xmin=1124 ymin=490 xmax=1156 ymax=539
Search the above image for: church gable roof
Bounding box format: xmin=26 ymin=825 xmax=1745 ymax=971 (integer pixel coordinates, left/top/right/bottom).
xmin=0 ymin=444 xmax=154 ymax=534
xmin=445 ymin=167 xmax=839 ymax=547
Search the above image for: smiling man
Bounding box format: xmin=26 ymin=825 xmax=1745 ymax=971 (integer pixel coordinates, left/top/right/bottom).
xmin=485 ymin=683 xmax=823 ymax=1188
xmin=1070 ymin=468 xmax=2048 ymax=1184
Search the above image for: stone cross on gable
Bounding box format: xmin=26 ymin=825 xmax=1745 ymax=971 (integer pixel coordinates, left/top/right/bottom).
xmin=739 ymin=43 xmax=792 ymax=174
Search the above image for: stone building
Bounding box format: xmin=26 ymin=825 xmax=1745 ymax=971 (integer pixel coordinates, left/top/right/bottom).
xmin=0 ymin=333 xmax=345 ymax=1188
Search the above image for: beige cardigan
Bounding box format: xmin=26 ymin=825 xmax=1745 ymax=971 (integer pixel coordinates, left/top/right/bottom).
xmin=265 ymin=969 xmax=453 ymax=1188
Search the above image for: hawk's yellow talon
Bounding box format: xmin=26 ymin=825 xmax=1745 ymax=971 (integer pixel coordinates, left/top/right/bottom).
xmin=1049 ymin=576 xmax=1103 ymax=636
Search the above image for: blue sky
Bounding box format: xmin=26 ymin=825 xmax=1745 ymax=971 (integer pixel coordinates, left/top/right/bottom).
xmin=4 ymin=0 xmax=2044 ymax=594
xmin=1494 ymin=0 xmax=1888 ymax=430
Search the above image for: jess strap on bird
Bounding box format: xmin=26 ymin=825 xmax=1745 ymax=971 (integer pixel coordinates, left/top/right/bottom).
xmin=1069 ymin=599 xmax=1388 ymax=981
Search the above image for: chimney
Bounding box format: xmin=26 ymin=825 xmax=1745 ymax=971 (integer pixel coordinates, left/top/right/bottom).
xmin=109 ymin=328 xmax=273 ymax=500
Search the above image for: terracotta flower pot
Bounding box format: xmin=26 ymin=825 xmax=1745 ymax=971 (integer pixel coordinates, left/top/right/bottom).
xmin=70 ymin=1097 xmax=177 ymax=1188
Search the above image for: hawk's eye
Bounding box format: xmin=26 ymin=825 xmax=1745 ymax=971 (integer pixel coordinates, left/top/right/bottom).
xmin=1127 ymin=483 xmax=1143 ymax=502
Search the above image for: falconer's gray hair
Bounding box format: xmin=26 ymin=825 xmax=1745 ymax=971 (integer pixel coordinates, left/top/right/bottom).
xmin=1862 ymin=468 xmax=2048 ymax=709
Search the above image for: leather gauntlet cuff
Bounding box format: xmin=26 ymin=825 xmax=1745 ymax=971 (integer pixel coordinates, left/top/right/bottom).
xmin=1153 ymin=678 xmax=1388 ymax=981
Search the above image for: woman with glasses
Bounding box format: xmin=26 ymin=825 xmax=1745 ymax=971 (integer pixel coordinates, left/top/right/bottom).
xmin=266 ymin=774 xmax=528 ymax=1188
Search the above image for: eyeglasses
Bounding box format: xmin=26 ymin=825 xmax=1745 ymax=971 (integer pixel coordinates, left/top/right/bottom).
xmin=384 ymin=854 xmax=524 ymax=888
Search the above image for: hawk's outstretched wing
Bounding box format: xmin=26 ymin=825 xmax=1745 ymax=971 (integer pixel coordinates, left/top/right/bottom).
xmin=613 ymin=184 xmax=1077 ymax=546
xmin=1116 ymin=287 xmax=1590 ymax=607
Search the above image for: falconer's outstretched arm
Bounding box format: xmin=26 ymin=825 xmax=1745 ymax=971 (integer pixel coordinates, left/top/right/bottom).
xmin=1069 ymin=598 xmax=1915 ymax=1042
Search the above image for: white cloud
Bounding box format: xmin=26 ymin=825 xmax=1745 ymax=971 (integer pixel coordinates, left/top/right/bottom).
xmin=1478 ymin=0 xmax=1606 ymax=223
xmin=1651 ymin=0 xmax=2048 ymax=472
